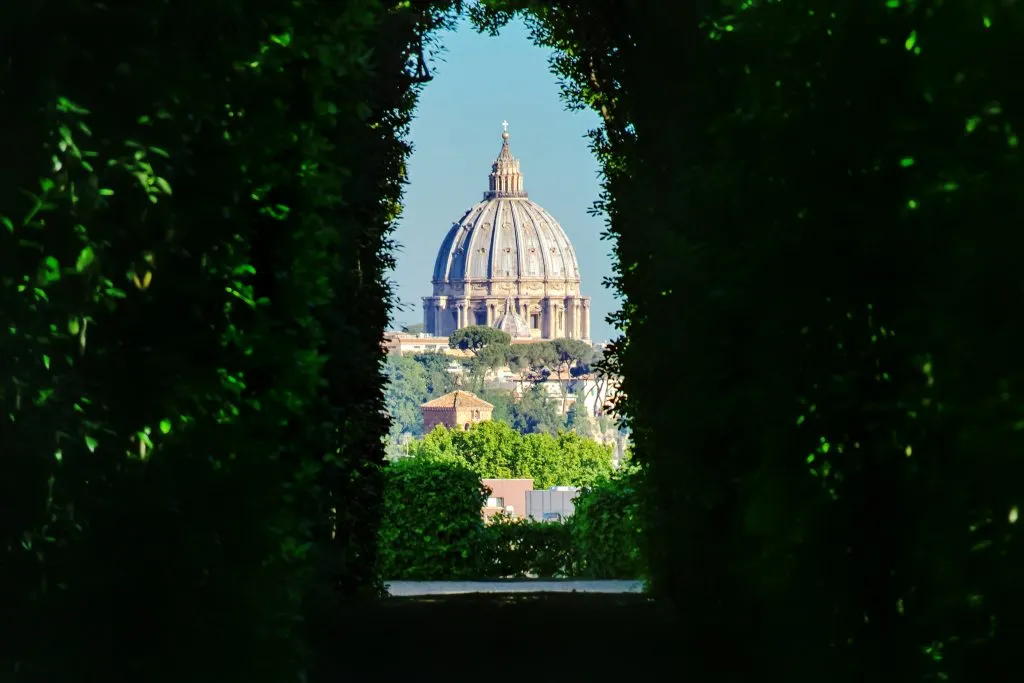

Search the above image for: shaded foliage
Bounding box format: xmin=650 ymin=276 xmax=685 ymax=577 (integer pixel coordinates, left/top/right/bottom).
xmin=383 ymin=352 xmax=457 ymax=439
xmin=11 ymin=0 xmax=1024 ymax=681
xmin=478 ymin=1 xmax=1024 ymax=682
xmin=477 ymin=514 xmax=578 ymax=578
xmin=509 ymin=383 xmax=564 ymax=435
xmin=476 ymin=387 xmax=517 ymax=424
xmin=378 ymin=456 xmax=488 ymax=580
xmin=565 ymin=400 xmax=594 ymax=438
xmin=0 ymin=0 xmax=461 ymax=680
xmin=570 ymin=466 xmax=646 ymax=580
xmin=384 ymin=354 xmax=430 ymax=438
xmin=414 ymin=351 xmax=458 ymax=398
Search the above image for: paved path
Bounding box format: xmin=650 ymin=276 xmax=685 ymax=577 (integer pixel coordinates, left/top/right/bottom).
xmin=385 ymin=579 xmax=645 ymax=596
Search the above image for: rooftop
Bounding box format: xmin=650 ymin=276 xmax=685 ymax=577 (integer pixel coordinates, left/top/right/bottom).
xmin=420 ymin=390 xmax=495 ymax=411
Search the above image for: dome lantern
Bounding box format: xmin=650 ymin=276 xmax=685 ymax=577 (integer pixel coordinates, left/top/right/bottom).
xmin=486 ymin=121 xmax=527 ymax=199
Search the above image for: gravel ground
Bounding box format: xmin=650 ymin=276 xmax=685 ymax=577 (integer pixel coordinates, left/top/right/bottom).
xmin=323 ymin=592 xmax=680 ymax=681
xmin=385 ymin=579 xmax=645 ymax=596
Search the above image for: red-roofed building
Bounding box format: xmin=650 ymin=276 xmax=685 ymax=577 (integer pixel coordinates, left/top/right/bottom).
xmin=420 ymin=390 xmax=494 ymax=432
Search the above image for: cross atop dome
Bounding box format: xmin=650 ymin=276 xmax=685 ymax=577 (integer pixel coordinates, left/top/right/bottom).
xmin=487 ymin=123 xmax=525 ymax=199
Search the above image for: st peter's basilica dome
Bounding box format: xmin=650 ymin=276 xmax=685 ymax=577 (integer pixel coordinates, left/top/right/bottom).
xmin=422 ymin=124 xmax=591 ymax=342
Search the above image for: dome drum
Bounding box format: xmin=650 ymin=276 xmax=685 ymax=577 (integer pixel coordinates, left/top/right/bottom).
xmin=423 ymin=126 xmax=591 ymax=342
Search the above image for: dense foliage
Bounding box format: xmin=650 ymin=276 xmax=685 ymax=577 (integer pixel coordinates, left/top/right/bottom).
xmin=477 ymin=514 xmax=578 ymax=578
xmin=476 ymin=0 xmax=1024 ymax=681
xmin=379 ymin=457 xmax=639 ymax=580
xmin=508 ymin=383 xmax=566 ymax=435
xmin=448 ymin=324 xmax=511 ymax=351
xmin=9 ymin=0 xmax=1024 ymax=680
xmin=409 ymin=420 xmax=613 ymax=488
xmin=383 ymin=352 xmax=456 ymax=439
xmin=475 ymin=387 xmax=517 ymax=424
xmin=564 ymin=400 xmax=594 ymax=438
xmin=570 ymin=467 xmax=646 ymax=580
xmin=378 ymin=456 xmax=488 ymax=580
xmin=1 ymin=0 xmax=461 ymax=680
xmin=383 ymin=349 xmax=603 ymax=438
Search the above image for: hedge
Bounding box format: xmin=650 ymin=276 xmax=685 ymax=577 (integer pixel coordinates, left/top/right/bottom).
xmin=378 ymin=456 xmax=488 ymax=580
xmin=476 ymin=514 xmax=578 ymax=578
xmin=379 ymin=456 xmax=645 ymax=581
xmin=570 ymin=466 xmax=646 ymax=580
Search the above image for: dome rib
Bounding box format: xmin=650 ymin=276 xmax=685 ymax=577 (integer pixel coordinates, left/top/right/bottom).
xmin=525 ymin=202 xmax=559 ymax=278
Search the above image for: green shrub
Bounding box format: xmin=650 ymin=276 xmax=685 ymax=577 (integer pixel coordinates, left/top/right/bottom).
xmin=408 ymin=421 xmax=614 ymax=488
xmin=379 ymin=458 xmax=645 ymax=581
xmin=476 ymin=514 xmax=578 ymax=578
xmin=378 ymin=456 xmax=488 ymax=580
xmin=570 ymin=466 xmax=647 ymax=579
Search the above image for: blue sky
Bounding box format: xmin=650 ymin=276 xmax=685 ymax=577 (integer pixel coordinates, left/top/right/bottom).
xmin=388 ymin=17 xmax=619 ymax=342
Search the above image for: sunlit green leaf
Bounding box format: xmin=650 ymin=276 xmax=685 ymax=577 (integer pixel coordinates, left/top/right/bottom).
xmin=75 ymin=246 xmax=95 ymax=272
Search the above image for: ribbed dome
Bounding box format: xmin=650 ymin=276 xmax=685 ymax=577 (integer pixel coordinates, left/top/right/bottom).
xmin=432 ymin=129 xmax=581 ymax=285
xmin=423 ymin=124 xmax=592 ymax=342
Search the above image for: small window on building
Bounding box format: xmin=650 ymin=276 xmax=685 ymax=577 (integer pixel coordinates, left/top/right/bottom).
xmin=475 ymin=311 xmax=487 ymax=326
xmin=486 ymin=497 xmax=505 ymax=508
xmin=531 ymin=314 xmax=539 ymax=328
xmin=464 ymin=423 xmax=471 ymax=430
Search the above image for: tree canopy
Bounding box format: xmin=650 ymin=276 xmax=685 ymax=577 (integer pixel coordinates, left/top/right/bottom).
xmin=508 ymin=340 xmax=559 ymax=374
xmin=509 ymin=383 xmax=565 ymax=435
xmin=448 ymin=325 xmax=511 ymax=351
xmin=552 ymin=338 xmax=598 ymax=370
xmin=410 ymin=420 xmax=613 ymax=489
xmin=383 ymin=352 xmax=456 ymax=439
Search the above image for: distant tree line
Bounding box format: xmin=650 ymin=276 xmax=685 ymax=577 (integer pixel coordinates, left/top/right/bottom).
xmin=383 ymin=357 xmax=608 ymax=442
xmin=449 ymin=325 xmax=602 ymax=380
xmin=383 ymin=326 xmax=610 ymax=443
